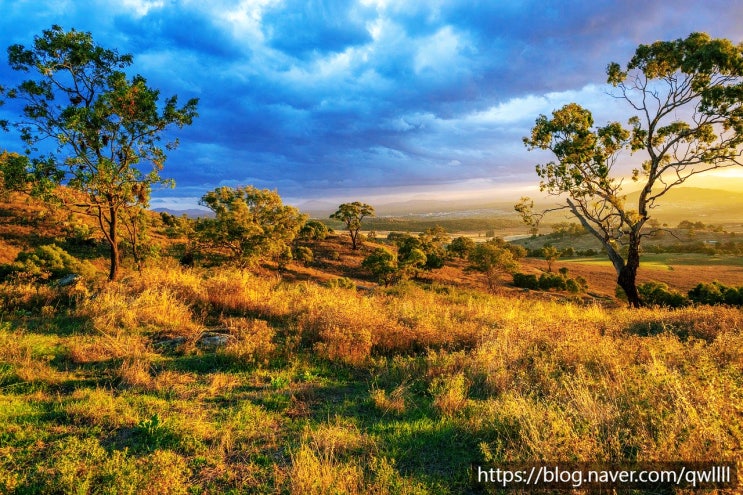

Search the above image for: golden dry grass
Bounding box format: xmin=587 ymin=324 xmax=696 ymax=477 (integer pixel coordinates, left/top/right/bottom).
xmin=1 ymin=262 xmax=742 ymax=493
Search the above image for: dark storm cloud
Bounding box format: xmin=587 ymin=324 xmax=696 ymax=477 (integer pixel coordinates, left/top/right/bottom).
xmin=1 ymin=0 xmax=742 ymax=207
xmin=262 ymin=0 xmax=373 ymax=56
xmin=113 ymin=9 xmax=243 ymax=60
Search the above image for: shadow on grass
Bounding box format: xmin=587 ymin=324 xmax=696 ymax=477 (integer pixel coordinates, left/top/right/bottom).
xmin=371 ymin=416 xmax=482 ymax=492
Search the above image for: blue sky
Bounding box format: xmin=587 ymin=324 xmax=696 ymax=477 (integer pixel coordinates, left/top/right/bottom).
xmin=1 ymin=0 xmax=742 ymax=210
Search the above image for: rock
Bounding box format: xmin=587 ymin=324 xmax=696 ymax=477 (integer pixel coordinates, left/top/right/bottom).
xmin=196 ymin=332 xmax=233 ymax=350
xmin=154 ymin=336 xmax=187 ymax=351
xmin=56 ymin=274 xmax=81 ymax=286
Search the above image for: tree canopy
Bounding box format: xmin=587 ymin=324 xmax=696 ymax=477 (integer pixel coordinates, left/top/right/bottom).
xmin=467 ymin=240 xmax=518 ymax=292
xmin=330 ymin=202 xmax=375 ymax=250
xmin=4 ymin=25 xmax=198 ymax=280
xmin=522 ymin=32 xmax=743 ymax=307
xmin=196 ymin=186 xmax=307 ymax=266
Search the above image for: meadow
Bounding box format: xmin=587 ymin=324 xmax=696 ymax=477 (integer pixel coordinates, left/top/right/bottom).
xmin=1 ymin=260 xmax=742 ymax=493
xmin=0 ymin=192 xmax=741 ymax=493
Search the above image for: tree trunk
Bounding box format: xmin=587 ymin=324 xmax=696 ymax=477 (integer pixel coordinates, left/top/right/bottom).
xmin=618 ymin=239 xmax=642 ymax=308
xmin=107 ymin=206 xmax=120 ymax=281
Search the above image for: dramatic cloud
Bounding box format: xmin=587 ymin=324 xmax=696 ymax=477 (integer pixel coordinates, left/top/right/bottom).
xmin=0 ymin=0 xmax=741 ymax=209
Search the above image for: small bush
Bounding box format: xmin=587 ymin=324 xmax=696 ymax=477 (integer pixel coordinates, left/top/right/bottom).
xmin=325 ymin=277 xmax=356 ymax=290
xmin=220 ymin=317 xmax=277 ymax=365
xmin=430 ymin=372 xmax=468 ymax=417
xmin=538 ymin=272 xmax=567 ymax=291
xmin=371 ymin=385 xmax=407 ymax=415
xmin=5 ymin=244 xmax=96 ymax=282
xmin=512 ymin=272 xmax=539 ymax=290
xmin=638 ymin=282 xmax=689 ymax=308
xmin=689 ymin=281 xmax=743 ymax=306
xmin=294 ymin=246 xmax=314 ymax=266
xmin=513 ymin=271 xmax=587 ymax=293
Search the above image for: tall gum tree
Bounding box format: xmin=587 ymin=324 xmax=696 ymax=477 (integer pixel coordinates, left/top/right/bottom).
xmin=521 ymin=33 xmax=743 ymax=307
xmin=6 ymin=25 xmax=198 ymax=280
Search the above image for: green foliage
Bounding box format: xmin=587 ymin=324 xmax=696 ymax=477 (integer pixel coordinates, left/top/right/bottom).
xmin=121 ymin=206 xmax=159 ymax=269
xmin=550 ymin=222 xmax=586 ymax=237
xmin=196 ymin=186 xmax=306 ymax=266
xmin=638 ymin=282 xmax=689 ymax=308
xmin=362 ymin=247 xmax=398 ymax=285
xmin=0 ymin=151 xmax=33 ymax=198
xmin=467 ymin=240 xmax=518 ymax=291
xmin=299 ymin=219 xmax=329 ymax=240
xmin=325 ymin=277 xmax=356 ymax=290
xmin=512 ymin=272 xmax=539 ymax=290
xmin=6 ymin=244 xmax=96 ymax=282
xmin=61 ymin=216 xmax=95 ymax=245
xmin=447 ymin=236 xmax=475 ymax=259
xmin=330 ymin=202 xmax=375 ymax=250
xmin=542 ymin=244 xmax=560 ymax=272
xmin=5 ymin=25 xmax=199 ymax=280
xmin=416 ymin=225 xmax=449 ymax=269
xmin=293 ymin=246 xmax=314 ymax=266
xmin=688 ymin=281 xmax=743 ymax=306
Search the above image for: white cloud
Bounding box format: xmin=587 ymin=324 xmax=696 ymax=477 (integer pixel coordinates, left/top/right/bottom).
xmin=119 ymin=0 xmax=164 ymax=17
xmin=464 ymin=84 xmax=619 ymax=127
xmin=413 ymin=26 xmax=466 ymax=75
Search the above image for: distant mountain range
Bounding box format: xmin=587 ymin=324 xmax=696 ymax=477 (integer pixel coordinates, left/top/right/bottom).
xmin=153 ymin=185 xmax=743 ymax=226
xmin=624 ymin=187 xmax=743 ymax=224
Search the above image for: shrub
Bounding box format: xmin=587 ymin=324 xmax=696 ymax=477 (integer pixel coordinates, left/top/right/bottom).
xmin=371 ymin=385 xmax=407 ymax=415
xmin=293 ymin=246 xmax=314 ymax=266
xmin=430 ymin=373 xmax=468 ymax=417
xmin=638 ymin=282 xmax=689 ymax=308
xmin=6 ymin=244 xmax=96 ymax=282
xmin=219 ymin=317 xmax=276 ymax=365
xmin=325 ymin=277 xmax=356 ymax=290
xmin=512 ymin=273 xmax=539 ymax=290
xmin=447 ymin=236 xmax=475 ymax=259
xmin=538 ymin=272 xmax=567 ymax=291
xmin=362 ymin=248 xmax=398 ymax=286
xmin=299 ymin=219 xmax=329 ymax=240
xmin=688 ymin=282 xmax=743 ymax=306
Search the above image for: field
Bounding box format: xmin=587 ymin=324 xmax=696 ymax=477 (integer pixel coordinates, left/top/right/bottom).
xmin=0 ymin=195 xmax=742 ymax=493
xmin=1 ymin=265 xmax=742 ymax=494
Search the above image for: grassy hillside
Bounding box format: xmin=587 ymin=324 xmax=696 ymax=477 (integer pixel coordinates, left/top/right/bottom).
xmin=1 ymin=266 xmax=742 ymax=493
xmin=0 ymin=193 xmax=742 ymax=493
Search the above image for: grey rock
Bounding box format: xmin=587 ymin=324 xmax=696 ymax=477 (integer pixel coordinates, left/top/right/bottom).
xmin=57 ymin=274 xmax=81 ymax=286
xmin=197 ymin=332 xmax=233 ymax=350
xmin=154 ymin=336 xmax=187 ymax=350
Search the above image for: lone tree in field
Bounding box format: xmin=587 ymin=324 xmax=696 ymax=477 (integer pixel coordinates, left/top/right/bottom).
xmin=330 ymin=202 xmax=374 ymax=250
xmin=521 ymin=33 xmax=743 ymax=307
xmin=196 ymin=186 xmax=306 ymax=266
xmin=541 ymin=245 xmax=560 ymax=273
xmin=467 ymin=240 xmax=518 ymax=292
xmin=5 ymin=25 xmax=198 ymax=280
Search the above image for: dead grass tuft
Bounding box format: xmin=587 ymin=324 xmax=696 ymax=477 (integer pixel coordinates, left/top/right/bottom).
xmin=219 ymin=317 xmax=277 ymax=365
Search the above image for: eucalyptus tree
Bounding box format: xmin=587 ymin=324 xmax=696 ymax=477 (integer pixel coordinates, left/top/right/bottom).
xmin=196 ymin=186 xmax=307 ymax=266
xmin=6 ymin=25 xmax=198 ymax=280
xmin=330 ymin=202 xmax=375 ymax=250
xmin=521 ymin=33 xmax=743 ymax=307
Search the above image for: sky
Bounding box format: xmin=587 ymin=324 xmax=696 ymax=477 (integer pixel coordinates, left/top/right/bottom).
xmin=0 ymin=0 xmax=742 ymax=211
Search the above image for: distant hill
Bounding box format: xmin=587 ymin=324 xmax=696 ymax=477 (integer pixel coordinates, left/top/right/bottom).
xmin=152 ymin=207 xmax=214 ymax=218
xmin=624 ymin=187 xmax=743 ymax=225
xmin=299 ymin=197 xmax=523 ymax=218
xmin=301 ymin=185 xmax=743 ymax=233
